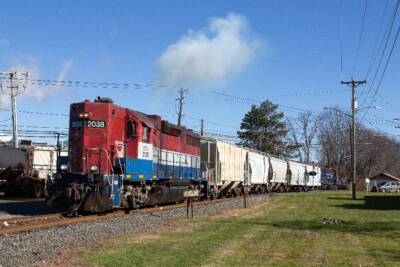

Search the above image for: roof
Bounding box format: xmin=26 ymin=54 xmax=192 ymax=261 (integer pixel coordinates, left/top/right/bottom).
xmin=129 ymin=110 xmax=155 ymax=129
xmin=371 ymin=173 xmax=400 ymax=182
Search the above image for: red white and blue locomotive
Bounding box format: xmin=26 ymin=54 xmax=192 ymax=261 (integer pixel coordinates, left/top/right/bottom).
xmin=47 ymin=97 xmax=205 ymax=213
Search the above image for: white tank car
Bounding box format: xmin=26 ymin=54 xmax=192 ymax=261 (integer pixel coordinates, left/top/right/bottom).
xmin=201 ymin=137 xmax=246 ymax=198
xmin=269 ymin=156 xmax=288 ymax=192
xmin=288 ymin=161 xmax=306 ymax=190
xmin=247 ymin=151 xmax=269 ymax=193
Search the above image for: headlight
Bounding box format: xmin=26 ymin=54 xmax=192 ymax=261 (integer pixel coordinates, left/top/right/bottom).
xmin=60 ymin=164 xmax=68 ymax=171
xmin=78 ymin=112 xmax=90 ymax=119
xmin=90 ymin=164 xmax=98 ymax=172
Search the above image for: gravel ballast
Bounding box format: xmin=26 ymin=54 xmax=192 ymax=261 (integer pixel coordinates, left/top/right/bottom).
xmin=0 ymin=195 xmax=269 ymax=267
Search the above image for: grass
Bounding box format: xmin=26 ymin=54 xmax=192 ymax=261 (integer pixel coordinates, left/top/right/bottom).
xmin=66 ymin=192 xmax=400 ymax=267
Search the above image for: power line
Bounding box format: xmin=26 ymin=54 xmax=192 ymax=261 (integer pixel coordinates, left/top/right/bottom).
xmin=2 ymin=74 xmax=353 ymax=99
xmin=365 ymin=0 xmax=390 ymax=80
xmin=4 ymin=77 xmax=154 ymax=91
xmin=195 ymin=89 xmax=397 ymax=128
xmin=340 ymin=0 xmax=345 ymax=76
xmin=0 ymin=107 xmax=68 ymax=117
xmin=359 ymin=0 xmax=400 ymax=107
xmin=360 ymin=13 xmax=400 ymax=124
xmin=186 ymin=115 xmax=239 ymax=130
xmin=352 ymin=0 xmax=369 ymax=77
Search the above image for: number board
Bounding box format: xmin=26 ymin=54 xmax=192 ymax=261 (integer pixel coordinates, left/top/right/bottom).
xmin=86 ymin=120 xmax=106 ymax=128
xmin=71 ymin=121 xmax=84 ymax=128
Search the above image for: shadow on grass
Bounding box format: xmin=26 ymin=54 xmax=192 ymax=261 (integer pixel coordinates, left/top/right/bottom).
xmin=328 ymin=197 xmax=365 ymax=201
xmin=336 ymin=195 xmax=400 ymax=210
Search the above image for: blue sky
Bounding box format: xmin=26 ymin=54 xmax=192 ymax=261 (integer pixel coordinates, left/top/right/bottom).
xmin=1 ymin=0 xmax=399 ymax=145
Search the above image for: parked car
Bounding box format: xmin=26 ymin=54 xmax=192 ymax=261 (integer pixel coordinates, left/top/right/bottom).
xmin=379 ymin=181 xmax=400 ymax=193
xmin=371 ymin=182 xmax=385 ymax=192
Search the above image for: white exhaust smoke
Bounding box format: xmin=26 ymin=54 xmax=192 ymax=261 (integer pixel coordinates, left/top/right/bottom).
xmin=157 ymin=13 xmax=260 ymax=88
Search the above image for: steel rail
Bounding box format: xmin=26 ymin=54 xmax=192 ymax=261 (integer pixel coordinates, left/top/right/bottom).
xmin=0 ymin=196 xmax=251 ymax=235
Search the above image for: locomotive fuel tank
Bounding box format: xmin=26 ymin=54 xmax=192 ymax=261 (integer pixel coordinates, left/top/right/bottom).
xmin=148 ymin=185 xmax=188 ymax=206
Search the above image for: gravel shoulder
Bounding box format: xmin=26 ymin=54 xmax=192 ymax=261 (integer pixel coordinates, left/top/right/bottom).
xmin=0 ymin=195 xmax=270 ymax=267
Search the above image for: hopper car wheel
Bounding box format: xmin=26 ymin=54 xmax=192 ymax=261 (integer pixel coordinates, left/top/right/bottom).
xmin=278 ymin=185 xmax=284 ymax=193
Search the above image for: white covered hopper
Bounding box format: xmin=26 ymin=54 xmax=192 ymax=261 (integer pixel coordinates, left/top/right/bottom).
xmin=288 ymin=161 xmax=306 ymax=186
xmin=200 ymin=137 xmax=246 ymax=185
xmin=248 ymin=151 xmax=269 ymax=185
xmin=269 ymin=157 xmax=287 ymax=184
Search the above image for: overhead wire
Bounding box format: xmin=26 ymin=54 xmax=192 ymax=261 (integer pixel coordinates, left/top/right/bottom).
xmin=360 ymin=7 xmax=400 ymax=124
xmin=359 ymin=0 xmax=400 ymax=107
xmin=340 ymin=0 xmax=344 ymax=77
xmin=0 ymin=107 xmax=68 ymax=117
xmin=352 ymin=0 xmax=369 ymax=77
xmin=186 ymin=115 xmax=239 ymax=130
xmin=365 ymin=0 xmax=390 ymax=80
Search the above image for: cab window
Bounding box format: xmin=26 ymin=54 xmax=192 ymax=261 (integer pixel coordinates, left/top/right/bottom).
xmin=126 ymin=121 xmax=137 ymax=138
xmin=142 ymin=124 xmax=150 ymax=142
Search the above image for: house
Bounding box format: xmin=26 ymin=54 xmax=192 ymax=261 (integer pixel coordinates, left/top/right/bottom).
xmin=369 ymin=173 xmax=400 ymax=190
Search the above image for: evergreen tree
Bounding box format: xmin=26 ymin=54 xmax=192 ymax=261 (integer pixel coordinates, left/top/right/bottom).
xmin=237 ymin=100 xmax=297 ymax=158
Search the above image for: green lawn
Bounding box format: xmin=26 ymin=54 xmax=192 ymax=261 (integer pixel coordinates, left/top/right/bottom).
xmin=72 ymin=192 xmax=400 ymax=266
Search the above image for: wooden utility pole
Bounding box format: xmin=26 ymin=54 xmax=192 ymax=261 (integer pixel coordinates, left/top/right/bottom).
xmin=0 ymin=71 xmax=29 ymax=148
xmin=201 ymin=119 xmax=204 ymax=136
xmin=177 ymin=88 xmax=188 ymax=126
xmin=341 ymin=79 xmax=366 ymax=200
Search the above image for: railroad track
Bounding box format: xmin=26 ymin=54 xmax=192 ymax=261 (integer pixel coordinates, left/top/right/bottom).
xmin=0 ymin=190 xmax=341 ymax=235
xmin=0 ymin=196 xmax=251 ymax=235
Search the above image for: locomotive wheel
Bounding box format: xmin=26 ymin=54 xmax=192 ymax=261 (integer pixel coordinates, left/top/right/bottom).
xmin=131 ymin=197 xmax=139 ymax=210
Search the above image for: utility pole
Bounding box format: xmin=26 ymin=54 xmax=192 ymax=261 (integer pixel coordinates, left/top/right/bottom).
xmin=341 ymin=79 xmax=366 ymax=200
xmin=0 ymin=71 xmax=29 ymax=148
xmin=176 ymin=88 xmax=188 ymax=126
xmin=201 ymin=119 xmax=204 ymax=136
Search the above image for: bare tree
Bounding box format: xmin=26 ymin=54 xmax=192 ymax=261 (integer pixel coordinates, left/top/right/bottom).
xmin=317 ymin=108 xmax=351 ymax=178
xmin=287 ymin=111 xmax=321 ymax=162
xmin=317 ymin=107 xmax=400 ymax=180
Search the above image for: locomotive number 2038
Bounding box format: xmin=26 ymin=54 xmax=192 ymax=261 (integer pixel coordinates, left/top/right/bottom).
xmin=86 ymin=120 xmax=106 ymax=128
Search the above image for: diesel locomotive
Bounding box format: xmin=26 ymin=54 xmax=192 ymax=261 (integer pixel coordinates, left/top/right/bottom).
xmin=47 ymin=97 xmax=205 ymax=213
